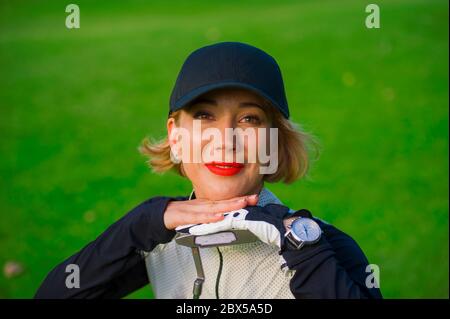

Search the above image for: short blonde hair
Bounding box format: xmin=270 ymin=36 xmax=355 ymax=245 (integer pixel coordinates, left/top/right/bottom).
xmin=139 ymin=105 xmax=320 ymax=184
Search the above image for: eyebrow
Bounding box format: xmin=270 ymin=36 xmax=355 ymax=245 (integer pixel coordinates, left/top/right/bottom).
xmin=239 ymin=101 xmax=264 ymax=110
xmin=189 ymin=98 xmax=264 ymax=109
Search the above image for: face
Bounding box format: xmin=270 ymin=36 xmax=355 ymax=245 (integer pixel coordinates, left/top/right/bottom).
xmin=167 ymin=88 xmax=273 ymax=200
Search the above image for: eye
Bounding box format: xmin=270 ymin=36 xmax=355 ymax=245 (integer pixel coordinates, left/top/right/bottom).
xmin=193 ymin=110 xmax=214 ymax=120
xmin=239 ymin=115 xmax=262 ymax=125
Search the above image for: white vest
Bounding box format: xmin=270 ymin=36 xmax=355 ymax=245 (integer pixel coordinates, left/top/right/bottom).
xmin=144 ymin=188 xmax=295 ymax=299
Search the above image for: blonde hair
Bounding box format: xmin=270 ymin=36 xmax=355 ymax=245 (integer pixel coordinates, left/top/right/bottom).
xmin=139 ymin=105 xmax=320 ymax=184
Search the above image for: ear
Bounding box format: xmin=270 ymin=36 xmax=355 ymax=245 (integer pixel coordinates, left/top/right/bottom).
xmin=167 ymin=117 xmax=177 ymax=148
xmin=167 ymin=117 xmax=182 ymax=163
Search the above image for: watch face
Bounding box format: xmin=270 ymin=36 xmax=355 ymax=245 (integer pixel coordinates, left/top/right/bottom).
xmin=291 ymin=218 xmax=321 ymax=243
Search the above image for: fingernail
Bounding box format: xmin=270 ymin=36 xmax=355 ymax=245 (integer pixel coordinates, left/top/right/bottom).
xmin=215 ymin=213 xmax=224 ymax=217
xmin=248 ymin=194 xmax=258 ymax=200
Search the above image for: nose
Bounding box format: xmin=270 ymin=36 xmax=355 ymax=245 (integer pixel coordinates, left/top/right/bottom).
xmin=216 ymin=116 xmax=236 ymax=154
xmin=206 ymin=115 xmax=237 ymax=161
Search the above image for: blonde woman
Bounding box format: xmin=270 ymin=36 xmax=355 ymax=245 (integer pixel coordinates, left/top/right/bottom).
xmin=35 ymin=42 xmax=382 ymax=299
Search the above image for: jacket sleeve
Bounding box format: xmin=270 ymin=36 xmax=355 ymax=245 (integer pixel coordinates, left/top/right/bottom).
xmin=282 ymin=219 xmax=383 ymax=299
xmin=34 ymin=196 xmax=182 ymax=299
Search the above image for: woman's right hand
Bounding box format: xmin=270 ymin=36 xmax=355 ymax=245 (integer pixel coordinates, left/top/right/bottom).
xmin=163 ymin=194 xmax=259 ymax=230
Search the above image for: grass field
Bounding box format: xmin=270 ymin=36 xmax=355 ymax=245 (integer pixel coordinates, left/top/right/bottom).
xmin=0 ymin=0 xmax=448 ymax=298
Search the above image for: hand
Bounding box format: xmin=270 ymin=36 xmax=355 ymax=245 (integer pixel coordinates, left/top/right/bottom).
xmin=187 ymin=204 xmax=291 ymax=249
xmin=163 ymin=194 xmax=259 ymax=230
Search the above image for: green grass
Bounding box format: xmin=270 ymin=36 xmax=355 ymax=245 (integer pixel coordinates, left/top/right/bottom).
xmin=0 ymin=0 xmax=448 ymax=298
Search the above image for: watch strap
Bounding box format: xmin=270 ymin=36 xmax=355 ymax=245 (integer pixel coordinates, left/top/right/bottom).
xmin=290 ymin=208 xmax=313 ymax=219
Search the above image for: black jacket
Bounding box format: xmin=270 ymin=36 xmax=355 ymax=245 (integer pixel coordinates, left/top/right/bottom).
xmin=34 ymin=196 xmax=382 ymax=299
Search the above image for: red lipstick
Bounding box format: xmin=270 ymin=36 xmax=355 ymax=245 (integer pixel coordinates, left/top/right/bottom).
xmin=205 ymin=161 xmax=244 ymax=176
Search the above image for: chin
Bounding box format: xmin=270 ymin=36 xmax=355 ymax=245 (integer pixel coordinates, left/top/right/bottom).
xmin=187 ymin=166 xmax=261 ymax=200
xmin=201 ymin=180 xmax=247 ymax=200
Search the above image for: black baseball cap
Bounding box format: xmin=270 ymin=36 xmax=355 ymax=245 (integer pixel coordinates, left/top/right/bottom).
xmin=169 ymin=42 xmax=290 ymax=119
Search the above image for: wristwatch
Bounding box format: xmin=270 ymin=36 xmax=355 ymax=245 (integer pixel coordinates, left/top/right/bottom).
xmin=284 ymin=214 xmax=322 ymax=250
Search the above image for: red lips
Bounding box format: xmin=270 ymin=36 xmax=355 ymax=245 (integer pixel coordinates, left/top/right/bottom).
xmin=204 ymin=161 xmax=244 ymax=176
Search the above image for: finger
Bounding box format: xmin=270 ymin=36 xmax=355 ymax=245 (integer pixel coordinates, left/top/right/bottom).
xmin=245 ymin=194 xmax=258 ymax=206
xmin=188 ymin=194 xmax=257 ymax=208
xmin=190 ymin=195 xmax=248 ymax=205
xmin=182 ymin=211 xmax=226 ymax=226
xmin=189 ymin=197 xmax=249 ymax=214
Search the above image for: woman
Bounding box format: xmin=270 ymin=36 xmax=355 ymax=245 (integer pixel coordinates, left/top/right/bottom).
xmin=35 ymin=42 xmax=382 ymax=299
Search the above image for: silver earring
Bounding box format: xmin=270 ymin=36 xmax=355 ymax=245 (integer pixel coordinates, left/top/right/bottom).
xmin=171 ymin=150 xmax=181 ymax=163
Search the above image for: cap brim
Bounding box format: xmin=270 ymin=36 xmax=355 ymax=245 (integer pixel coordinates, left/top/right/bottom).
xmin=172 ymin=81 xmax=289 ymax=118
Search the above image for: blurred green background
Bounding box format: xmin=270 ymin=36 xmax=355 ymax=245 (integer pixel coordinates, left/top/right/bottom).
xmin=0 ymin=0 xmax=448 ymax=298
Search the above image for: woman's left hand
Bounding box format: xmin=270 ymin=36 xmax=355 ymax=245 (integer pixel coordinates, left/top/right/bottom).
xmin=186 ymin=204 xmax=291 ymax=249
